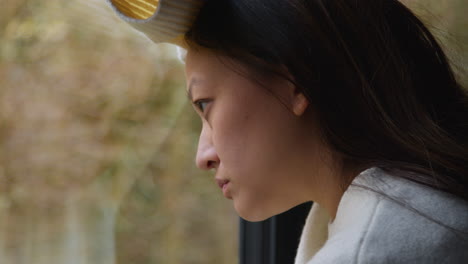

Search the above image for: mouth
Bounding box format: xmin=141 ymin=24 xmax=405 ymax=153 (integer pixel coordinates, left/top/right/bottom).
xmin=216 ymin=178 xmax=229 ymax=188
xmin=215 ymin=178 xmax=232 ymax=199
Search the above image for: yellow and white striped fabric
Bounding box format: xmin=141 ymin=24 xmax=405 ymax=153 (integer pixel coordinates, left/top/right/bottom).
xmin=111 ymin=0 xmax=159 ymax=20
xmin=106 ymin=0 xmax=205 ymax=46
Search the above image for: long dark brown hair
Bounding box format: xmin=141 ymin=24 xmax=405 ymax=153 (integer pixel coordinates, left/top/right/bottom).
xmin=184 ymin=0 xmax=468 ymax=201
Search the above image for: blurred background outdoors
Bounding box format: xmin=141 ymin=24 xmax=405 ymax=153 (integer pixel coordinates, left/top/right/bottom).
xmin=0 ymin=0 xmax=466 ymax=263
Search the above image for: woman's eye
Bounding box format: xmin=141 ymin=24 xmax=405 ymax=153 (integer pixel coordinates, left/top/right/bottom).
xmin=194 ymin=99 xmax=209 ymax=113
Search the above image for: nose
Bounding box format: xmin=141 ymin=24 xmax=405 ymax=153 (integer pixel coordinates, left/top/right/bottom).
xmin=195 ymin=125 xmax=220 ymax=170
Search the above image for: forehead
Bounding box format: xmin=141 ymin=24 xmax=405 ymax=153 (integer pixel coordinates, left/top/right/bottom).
xmin=185 ymin=48 xmax=224 ymax=77
xmin=185 ymin=48 xmax=240 ymax=91
xmin=184 ymin=48 xmax=289 ymax=99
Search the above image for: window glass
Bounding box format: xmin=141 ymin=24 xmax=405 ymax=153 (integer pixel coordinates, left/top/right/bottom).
xmin=0 ymin=1 xmax=237 ymax=263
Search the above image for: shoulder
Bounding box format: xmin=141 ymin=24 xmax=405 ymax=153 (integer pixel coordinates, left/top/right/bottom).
xmin=307 ymin=167 xmax=468 ymax=264
xmin=352 ymin=167 xmax=468 ymax=233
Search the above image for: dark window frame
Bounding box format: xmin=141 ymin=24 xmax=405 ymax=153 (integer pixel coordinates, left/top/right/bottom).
xmin=239 ymin=202 xmax=313 ymax=264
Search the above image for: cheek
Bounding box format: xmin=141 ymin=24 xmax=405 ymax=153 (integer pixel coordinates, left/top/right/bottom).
xmin=213 ymin=95 xmax=296 ymax=179
xmin=212 ymin=108 xmax=251 ymax=172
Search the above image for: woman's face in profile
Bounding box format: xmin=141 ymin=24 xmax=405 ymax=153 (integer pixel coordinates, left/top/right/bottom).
xmin=184 ymin=48 xmax=333 ymax=221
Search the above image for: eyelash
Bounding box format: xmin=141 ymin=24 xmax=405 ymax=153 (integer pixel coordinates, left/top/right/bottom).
xmin=193 ymin=99 xmax=210 ymax=113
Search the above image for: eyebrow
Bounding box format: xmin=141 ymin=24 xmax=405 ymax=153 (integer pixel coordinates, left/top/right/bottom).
xmin=186 ymin=78 xmax=203 ymax=102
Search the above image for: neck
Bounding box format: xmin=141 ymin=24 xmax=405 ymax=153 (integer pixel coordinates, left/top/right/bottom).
xmin=307 ymin=159 xmax=363 ymax=221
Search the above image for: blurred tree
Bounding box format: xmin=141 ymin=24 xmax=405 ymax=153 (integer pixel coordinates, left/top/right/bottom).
xmin=0 ymin=0 xmax=237 ymax=263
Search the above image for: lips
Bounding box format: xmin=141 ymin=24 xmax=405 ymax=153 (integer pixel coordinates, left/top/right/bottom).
xmin=215 ymin=178 xmax=232 ymax=199
xmin=216 ymin=178 xmax=229 ymax=189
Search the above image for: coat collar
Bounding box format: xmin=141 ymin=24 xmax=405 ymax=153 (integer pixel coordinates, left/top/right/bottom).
xmin=294 ymin=167 xmax=382 ymax=264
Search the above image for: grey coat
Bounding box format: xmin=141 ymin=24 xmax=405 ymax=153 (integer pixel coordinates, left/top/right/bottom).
xmin=295 ymin=167 xmax=468 ymax=264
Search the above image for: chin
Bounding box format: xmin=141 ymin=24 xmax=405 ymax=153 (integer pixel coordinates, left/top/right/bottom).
xmin=234 ymin=197 xmax=308 ymax=222
xmin=234 ymin=202 xmax=286 ymax=222
xmin=238 ymin=212 xmax=272 ymax=222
